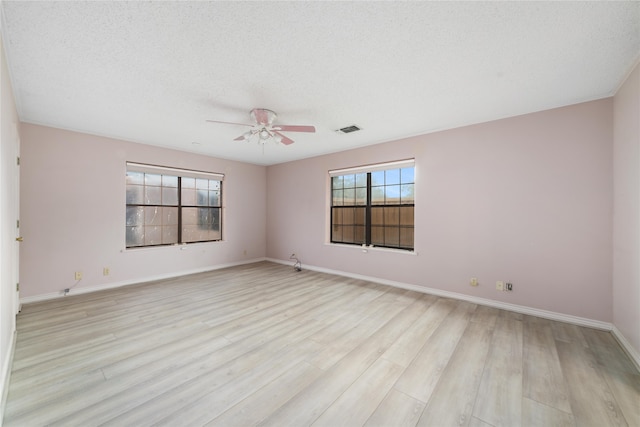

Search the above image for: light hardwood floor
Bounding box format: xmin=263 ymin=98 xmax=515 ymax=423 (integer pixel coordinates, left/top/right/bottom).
xmin=3 ymin=261 xmax=639 ymax=426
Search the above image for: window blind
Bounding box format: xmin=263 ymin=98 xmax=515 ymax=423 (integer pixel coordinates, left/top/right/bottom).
xmin=328 ymin=158 xmax=414 ymax=177
xmin=126 ymin=162 xmax=224 ymax=181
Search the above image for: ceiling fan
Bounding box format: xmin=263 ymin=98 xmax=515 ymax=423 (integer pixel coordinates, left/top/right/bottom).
xmin=206 ymin=108 xmax=315 ymax=145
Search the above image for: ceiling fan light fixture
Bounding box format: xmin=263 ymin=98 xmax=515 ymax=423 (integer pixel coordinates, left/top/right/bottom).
xmin=208 ymin=108 xmax=316 ymax=147
xmin=259 ymin=128 xmax=271 ymax=140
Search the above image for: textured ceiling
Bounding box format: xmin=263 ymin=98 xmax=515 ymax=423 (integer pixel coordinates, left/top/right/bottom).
xmin=1 ymin=1 xmax=639 ymax=166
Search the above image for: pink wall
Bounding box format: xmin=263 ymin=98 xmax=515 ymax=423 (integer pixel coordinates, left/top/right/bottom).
xmin=267 ymin=99 xmax=614 ymax=322
xmin=19 ymin=124 xmax=267 ymax=298
xmin=613 ymin=61 xmax=640 ymax=354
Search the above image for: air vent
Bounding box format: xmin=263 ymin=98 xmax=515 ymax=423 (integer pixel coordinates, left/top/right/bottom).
xmin=336 ymin=125 xmax=361 ymax=134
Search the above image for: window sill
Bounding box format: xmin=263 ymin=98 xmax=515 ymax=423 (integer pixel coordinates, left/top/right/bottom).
xmin=122 ymin=240 xmax=225 ymax=252
xmin=325 ymin=242 xmax=417 ymax=256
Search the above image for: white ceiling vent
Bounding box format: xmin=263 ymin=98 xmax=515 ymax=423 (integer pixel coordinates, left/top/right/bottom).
xmin=336 ymin=125 xmax=362 ymax=134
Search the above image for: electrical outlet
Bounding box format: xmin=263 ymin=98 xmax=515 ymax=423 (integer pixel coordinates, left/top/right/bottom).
xmin=470 ymin=277 xmax=478 ymax=287
xmin=506 ymin=282 xmax=513 ymax=291
xmin=103 ymin=267 xmax=110 ymax=276
xmin=75 ymin=271 xmax=82 ymax=281
xmin=496 ymin=281 xmax=504 ymax=291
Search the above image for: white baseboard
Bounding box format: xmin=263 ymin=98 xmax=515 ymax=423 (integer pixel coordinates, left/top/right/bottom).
xmin=20 ymin=257 xmax=266 ymax=305
xmin=0 ymin=329 xmax=16 ymax=427
xmin=267 ymin=257 xmax=612 ymax=330
xmin=611 ymin=326 xmax=640 ymax=372
xmin=267 ymin=258 xmax=640 ymax=372
xmin=268 ymin=257 xmax=640 ymax=373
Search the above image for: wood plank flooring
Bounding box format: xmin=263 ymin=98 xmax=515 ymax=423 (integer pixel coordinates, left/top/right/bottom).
xmin=3 ymin=261 xmax=639 ymax=426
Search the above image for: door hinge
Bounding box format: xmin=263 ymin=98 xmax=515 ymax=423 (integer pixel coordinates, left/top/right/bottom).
xmin=17 ymin=156 xmax=20 ymax=166
xmin=16 ymin=283 xmax=19 ymax=292
xmin=17 ymin=219 xmax=20 ymax=229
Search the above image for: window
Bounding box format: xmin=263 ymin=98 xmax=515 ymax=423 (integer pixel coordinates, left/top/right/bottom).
xmin=330 ymin=159 xmax=415 ymax=250
xmin=125 ymin=163 xmax=223 ymax=248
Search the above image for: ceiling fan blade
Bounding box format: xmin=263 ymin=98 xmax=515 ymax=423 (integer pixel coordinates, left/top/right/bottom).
xmin=206 ymin=119 xmax=253 ymax=127
xmin=274 ymin=131 xmax=295 ymax=145
xmin=272 ymin=125 xmax=316 ymax=133
xmin=252 ymin=109 xmax=272 ymax=126
xmin=234 ymin=129 xmax=257 ymax=141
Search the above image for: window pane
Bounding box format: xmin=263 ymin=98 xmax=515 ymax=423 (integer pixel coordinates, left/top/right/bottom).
xmin=145 ymin=186 xmax=161 ymax=205
xmin=209 ymin=180 xmax=220 ymax=190
xmin=126 ymin=226 xmax=144 ymax=247
xmin=401 ymin=167 xmax=415 ymax=184
xmin=385 ymin=185 xmax=400 ymax=204
xmin=401 ymin=184 xmax=414 ymax=204
xmin=162 ymin=187 xmax=178 ymax=205
xmin=332 ymin=189 xmax=343 ymax=206
xmin=182 ymin=177 xmax=196 ymax=189
xmin=208 ymin=228 xmax=222 ymax=241
xmin=400 ymin=227 xmax=414 ymax=249
xmin=400 ymin=206 xmax=414 ymax=226
xmin=182 ymin=225 xmax=203 ymax=243
xmin=145 ymin=173 xmax=162 ymax=186
xmin=144 ymin=206 xmax=162 ymax=226
xmin=332 ymin=224 xmax=343 ymax=242
xmin=371 ymin=170 xmax=385 ymax=186
xmin=384 ymin=206 xmax=400 ymax=225
xmin=385 ymin=168 xmax=400 ymax=185
xmin=196 ymin=190 xmax=208 ymax=206
xmin=163 ymin=207 xmax=179 ymax=225
xmin=356 ymin=173 xmax=367 ymax=187
xmin=332 ymin=176 xmax=343 ymax=190
xmin=144 ymin=225 xmax=162 ymax=246
xmin=356 ymin=188 xmax=367 ymax=205
xmin=211 ymin=209 xmax=221 ymax=231
xmin=126 ymin=206 xmax=144 ymax=226
xmin=126 ymin=171 xmax=144 ymax=185
xmin=209 ymin=191 xmax=220 ymax=207
xmin=196 ymin=178 xmax=209 ymax=189
xmin=343 ymin=174 xmax=356 ymax=188
xmin=385 ymin=226 xmax=400 ymax=247
xmin=354 ymin=207 xmax=366 ymax=226
xmin=354 ymin=225 xmax=366 ymax=244
xmin=343 ymin=188 xmax=355 ymax=205
xmin=343 ymin=207 xmax=354 ymax=225
xmin=332 ymin=208 xmax=343 ymax=225
xmin=162 ymin=175 xmax=178 ymax=187
xmin=371 ymin=207 xmax=384 ymax=226
xmin=182 ymin=208 xmax=220 ymax=242
xmin=182 ymin=207 xmax=198 ymax=225
xmin=126 ymin=185 xmax=143 ymax=204
xmin=162 ymin=226 xmax=178 ymax=244
xmin=197 ymin=208 xmax=213 ymax=227
xmin=371 ymin=186 xmax=385 ymax=205
xmin=342 ymin=226 xmax=355 ymax=243
xmin=371 ymin=226 xmax=384 ymax=246
xmin=182 ymin=188 xmax=196 ymax=205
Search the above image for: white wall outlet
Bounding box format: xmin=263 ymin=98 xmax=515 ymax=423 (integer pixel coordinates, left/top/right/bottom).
xmin=75 ymin=271 xmax=82 ymax=281
xmin=496 ymin=281 xmax=504 ymax=291
xmin=103 ymin=267 xmax=110 ymax=276
xmin=470 ymin=277 xmax=478 ymax=286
